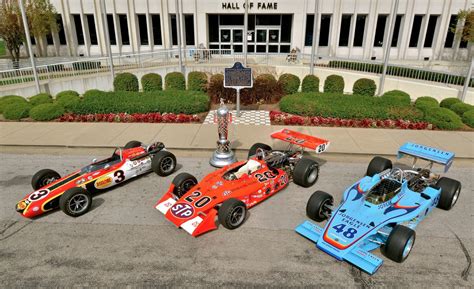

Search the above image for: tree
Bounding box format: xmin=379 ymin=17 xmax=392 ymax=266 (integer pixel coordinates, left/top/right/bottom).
xmin=453 ymin=9 xmax=474 ymax=44
xmin=26 ymin=0 xmax=57 ymax=57
xmin=0 ymin=0 xmax=24 ymax=64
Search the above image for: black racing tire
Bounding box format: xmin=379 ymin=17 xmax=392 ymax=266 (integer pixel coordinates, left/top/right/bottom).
xmin=248 ymin=143 xmax=272 ymax=159
xmin=366 ymin=156 xmax=392 ymax=177
xmin=31 ymin=169 xmax=61 ymax=190
xmin=306 ymin=191 xmax=333 ymax=222
xmin=218 ymin=198 xmax=247 ymax=230
xmin=293 ymin=158 xmax=320 ymax=187
xmin=152 ymin=151 xmax=177 ymax=176
xmin=172 ymin=173 xmax=198 ymax=198
xmin=59 ymin=187 xmax=92 ymax=217
xmin=124 ymin=140 xmax=142 ymax=149
xmin=436 ymin=177 xmax=461 ymax=210
xmin=381 ymin=225 xmax=416 ymax=263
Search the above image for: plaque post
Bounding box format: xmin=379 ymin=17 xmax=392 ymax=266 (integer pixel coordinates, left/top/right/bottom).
xmin=236 ymin=88 xmax=241 ymax=117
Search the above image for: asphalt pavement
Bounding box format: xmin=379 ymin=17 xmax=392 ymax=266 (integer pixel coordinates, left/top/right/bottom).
xmin=0 ymin=149 xmax=472 ymax=288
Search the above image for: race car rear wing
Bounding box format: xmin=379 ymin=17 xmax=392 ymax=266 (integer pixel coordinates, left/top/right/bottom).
xmin=397 ymin=142 xmax=455 ymax=172
xmin=271 ymin=129 xmax=330 ymax=154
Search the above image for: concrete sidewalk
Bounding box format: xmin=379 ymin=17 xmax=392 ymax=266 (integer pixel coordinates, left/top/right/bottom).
xmin=0 ymin=122 xmax=473 ymax=158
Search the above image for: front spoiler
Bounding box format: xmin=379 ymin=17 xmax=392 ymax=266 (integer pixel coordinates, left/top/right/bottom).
xmin=295 ymin=220 xmax=383 ymax=275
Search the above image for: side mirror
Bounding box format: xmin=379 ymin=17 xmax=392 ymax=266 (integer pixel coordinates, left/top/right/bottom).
xmin=104 ymin=164 xmax=110 ymax=170
xmin=92 ymin=158 xmax=97 ymax=163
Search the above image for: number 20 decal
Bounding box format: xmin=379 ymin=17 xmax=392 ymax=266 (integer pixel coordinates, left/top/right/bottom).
xmin=332 ymin=224 xmax=358 ymax=239
xmin=255 ymin=171 xmax=277 ymax=182
xmin=317 ymin=143 xmax=327 ymax=153
xmin=184 ymin=191 xmax=211 ymax=208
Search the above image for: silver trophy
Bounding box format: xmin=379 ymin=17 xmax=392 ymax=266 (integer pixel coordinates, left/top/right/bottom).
xmin=210 ymin=99 xmax=237 ymax=167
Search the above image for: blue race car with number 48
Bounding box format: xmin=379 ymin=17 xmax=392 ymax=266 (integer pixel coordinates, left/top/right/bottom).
xmin=295 ymin=143 xmax=462 ymax=275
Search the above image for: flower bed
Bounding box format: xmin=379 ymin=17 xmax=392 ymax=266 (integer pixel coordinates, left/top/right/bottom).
xmin=58 ymin=112 xmax=201 ymax=123
xmin=270 ymin=111 xmax=432 ymax=130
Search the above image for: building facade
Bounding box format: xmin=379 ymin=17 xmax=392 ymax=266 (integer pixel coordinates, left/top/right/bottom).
xmin=37 ymin=0 xmax=471 ymax=61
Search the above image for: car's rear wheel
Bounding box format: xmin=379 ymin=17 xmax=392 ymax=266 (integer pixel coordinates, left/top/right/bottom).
xmin=381 ymin=225 xmax=416 ymax=263
xmin=436 ymin=177 xmax=461 ymax=210
xmin=59 ymin=187 xmax=92 ymax=217
xmin=124 ymin=140 xmax=142 ymax=149
xmin=306 ymin=191 xmax=333 ymax=222
xmin=366 ymin=156 xmax=392 ymax=177
xmin=31 ymin=169 xmax=61 ymax=190
xmin=172 ymin=173 xmax=198 ymax=198
xmin=218 ymin=198 xmax=247 ymax=230
xmin=248 ymin=143 xmax=272 ymax=159
xmin=293 ymin=158 xmax=320 ymax=187
xmin=152 ymin=151 xmax=176 ymax=176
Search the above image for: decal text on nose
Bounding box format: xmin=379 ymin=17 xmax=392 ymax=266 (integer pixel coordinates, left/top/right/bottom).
xmin=170 ymin=203 xmax=194 ymax=218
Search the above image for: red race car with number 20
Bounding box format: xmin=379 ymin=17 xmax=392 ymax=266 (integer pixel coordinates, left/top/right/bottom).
xmin=16 ymin=140 xmax=177 ymax=218
xmin=155 ymin=129 xmax=330 ymax=237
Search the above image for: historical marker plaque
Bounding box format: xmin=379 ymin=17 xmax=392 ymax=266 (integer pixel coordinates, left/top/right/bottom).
xmin=224 ymin=62 xmax=253 ymax=88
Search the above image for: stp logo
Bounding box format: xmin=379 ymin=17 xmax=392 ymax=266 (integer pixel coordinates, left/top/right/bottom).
xmin=170 ymin=203 xmax=194 ymax=218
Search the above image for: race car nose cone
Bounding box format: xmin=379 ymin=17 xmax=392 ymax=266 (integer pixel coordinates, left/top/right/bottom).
xmin=16 ymin=201 xmax=26 ymax=213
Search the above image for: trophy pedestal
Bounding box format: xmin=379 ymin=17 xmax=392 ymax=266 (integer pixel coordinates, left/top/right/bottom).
xmin=209 ymin=149 xmax=237 ymax=168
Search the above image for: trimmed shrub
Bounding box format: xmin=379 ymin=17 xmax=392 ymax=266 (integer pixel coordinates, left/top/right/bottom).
xmin=83 ymin=89 xmax=107 ymax=101
xmin=187 ymin=71 xmax=208 ymax=92
xmin=324 ymin=75 xmax=345 ymax=93
xmin=462 ymin=109 xmax=474 ymax=128
xmin=415 ymin=96 xmax=439 ymax=112
xmin=301 ymin=75 xmax=320 ymax=93
xmin=440 ymin=97 xmax=461 ymax=108
xmin=29 ymin=93 xmax=53 ymax=106
xmin=424 ymin=107 xmax=463 ymax=130
xmin=278 ymin=73 xmax=300 ymax=95
xmin=352 ymin=78 xmax=376 ymax=96
xmin=141 ymin=73 xmax=162 ymax=92
xmin=250 ymin=74 xmax=281 ymax=104
xmin=56 ymin=90 xmax=79 ymax=99
xmin=165 ymin=72 xmax=186 ymax=90
xmin=56 ymin=91 xmax=81 ymax=111
xmin=30 ymin=103 xmax=65 ymax=121
xmin=381 ymin=90 xmax=411 ymax=105
xmin=279 ymin=92 xmax=423 ymax=121
xmin=450 ymin=102 xmax=473 ymax=116
xmin=207 ymin=74 xmax=236 ymax=104
xmin=114 ymin=73 xmax=139 ymax=92
xmin=0 ymin=95 xmax=27 ymax=113
xmin=3 ymin=102 xmax=32 ymax=120
xmin=70 ymin=90 xmax=209 ymax=115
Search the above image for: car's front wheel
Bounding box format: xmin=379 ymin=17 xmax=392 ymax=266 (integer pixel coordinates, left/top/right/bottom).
xmin=293 ymin=158 xmax=320 ymax=187
xmin=306 ymin=191 xmax=333 ymax=222
xmin=31 ymin=169 xmax=61 ymax=190
xmin=366 ymin=156 xmax=392 ymax=177
xmin=124 ymin=140 xmax=142 ymax=149
xmin=172 ymin=173 xmax=198 ymax=198
xmin=59 ymin=187 xmax=92 ymax=217
xmin=218 ymin=198 xmax=247 ymax=230
xmin=381 ymin=225 xmax=416 ymax=263
xmin=152 ymin=151 xmax=177 ymax=176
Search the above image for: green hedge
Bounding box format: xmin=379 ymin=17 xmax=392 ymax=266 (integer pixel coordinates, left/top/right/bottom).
xmin=70 ymin=90 xmax=209 ymax=115
xmin=462 ymin=109 xmax=474 ymax=128
xmin=424 ymin=107 xmax=463 ymax=130
xmin=55 ymin=90 xmax=81 ymax=111
xmin=278 ymin=73 xmax=300 ymax=95
xmin=114 ymin=73 xmax=139 ymax=92
xmin=301 ymin=75 xmax=319 ymax=93
xmin=30 ymin=103 xmax=65 ymax=121
xmin=187 ymin=71 xmax=208 ymax=92
xmin=279 ymin=92 xmax=423 ymax=121
xmin=83 ymin=89 xmax=108 ymax=101
xmin=324 ymin=75 xmax=345 ymax=93
xmin=440 ymin=97 xmax=461 ymax=108
xmin=415 ymin=96 xmax=439 ymax=112
xmin=165 ymin=72 xmax=186 ymax=90
xmin=29 ymin=93 xmax=53 ymax=106
xmin=328 ymin=60 xmax=473 ymax=87
xmin=0 ymin=95 xmax=27 ymax=113
xmin=352 ymin=78 xmax=376 ymax=96
xmin=141 ymin=73 xmax=163 ymax=92
xmin=381 ymin=90 xmax=411 ymax=106
xmin=3 ymin=102 xmax=32 ymax=120
xmin=450 ymin=102 xmax=473 ymax=116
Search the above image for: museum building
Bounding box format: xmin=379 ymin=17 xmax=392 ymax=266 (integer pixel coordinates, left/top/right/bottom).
xmin=40 ymin=0 xmax=471 ymax=61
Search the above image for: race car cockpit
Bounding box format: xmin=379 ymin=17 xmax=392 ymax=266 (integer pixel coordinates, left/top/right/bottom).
xmin=365 ymin=169 xmax=403 ymax=205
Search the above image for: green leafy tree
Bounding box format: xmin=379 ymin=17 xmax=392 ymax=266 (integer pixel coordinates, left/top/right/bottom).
xmin=0 ymin=1 xmax=24 ymax=63
xmin=26 ymin=0 xmax=57 ymax=57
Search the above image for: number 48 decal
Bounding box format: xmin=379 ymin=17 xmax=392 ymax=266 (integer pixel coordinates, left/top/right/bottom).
xmin=332 ymin=224 xmax=358 ymax=238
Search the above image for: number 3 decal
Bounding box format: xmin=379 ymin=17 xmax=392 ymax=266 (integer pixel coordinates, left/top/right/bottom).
xmin=114 ymin=170 xmax=125 ymax=183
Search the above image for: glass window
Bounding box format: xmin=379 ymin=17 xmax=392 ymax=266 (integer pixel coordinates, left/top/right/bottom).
xmin=247 ymin=45 xmax=255 ymax=53
xmin=373 ymin=15 xmax=387 ymax=47
xmin=269 ymin=45 xmax=278 ymax=53
xmin=460 ymin=15 xmax=470 ymax=48
xmin=248 ymin=14 xmax=255 ymax=31
xmin=424 ymin=15 xmax=438 ymax=47
xmin=269 ymin=29 xmax=279 ymax=43
xmin=409 ymin=15 xmax=423 ymax=47
xmin=137 ymin=14 xmax=148 ymax=45
xmin=46 ymin=33 xmax=54 ymax=45
xmin=220 ymin=14 xmax=244 ymax=25
xmin=280 ymin=45 xmax=290 ymax=53
xmin=233 ymin=30 xmax=243 ymax=42
xmin=107 ymin=15 xmax=116 ymax=45
xmin=281 ymin=14 xmax=292 ymax=42
xmin=319 ymin=14 xmax=331 ymax=46
xmin=56 ymin=14 xmax=67 ymax=45
xmin=353 ymin=15 xmax=366 ymax=47
xmin=208 ymin=14 xmax=219 ymax=42
xmin=118 ymin=14 xmax=130 ymax=45
xmin=233 ymin=45 xmax=242 ymax=52
xmin=305 ymin=14 xmax=314 ymax=46
xmin=257 ymin=30 xmax=267 ymax=42
xmin=72 ymin=14 xmax=84 ymax=45
xmin=170 ymin=14 xmax=177 ymax=45
xmin=391 ymin=15 xmax=403 ymax=47
xmin=444 ymin=15 xmax=457 ymax=48
xmin=256 ymin=14 xmax=280 ymax=26
xmin=185 ymin=14 xmax=195 ymax=45
xmin=86 ymin=14 xmax=98 ymax=45
xmin=221 ymin=29 xmax=231 ymax=42
xmin=339 ymin=14 xmax=352 ymax=46
xmin=151 ymin=14 xmax=162 ymax=45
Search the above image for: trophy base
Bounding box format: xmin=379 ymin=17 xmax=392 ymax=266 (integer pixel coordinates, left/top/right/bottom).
xmin=209 ymin=150 xmax=237 ymax=168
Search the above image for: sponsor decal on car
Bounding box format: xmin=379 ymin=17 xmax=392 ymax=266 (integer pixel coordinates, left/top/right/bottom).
xmin=95 ymin=176 xmax=113 ymax=189
xmin=170 ymin=203 xmax=195 ymax=218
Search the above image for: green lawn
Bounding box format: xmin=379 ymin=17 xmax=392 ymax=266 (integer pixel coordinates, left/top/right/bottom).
xmin=0 ymin=39 xmax=5 ymax=56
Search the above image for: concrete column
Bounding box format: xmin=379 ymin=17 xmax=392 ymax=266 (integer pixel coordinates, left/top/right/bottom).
xmin=435 ymin=0 xmax=454 ymax=60
xmin=60 ymin=0 xmax=74 ymax=56
xmin=79 ymin=0 xmax=91 ymax=57
xmin=417 ymin=1 xmax=431 ymax=60
xmin=145 ymin=0 xmax=152 ymax=51
xmin=111 ymin=2 xmax=121 ymax=55
xmin=348 ymin=4 xmax=357 ymax=58
xmin=363 ymin=0 xmax=378 ymax=59
xmin=128 ymin=0 xmax=138 ymax=53
xmin=161 ymin=0 xmax=171 ymax=49
xmin=94 ymin=0 xmax=106 ymax=56
xmin=329 ymin=0 xmax=342 ymax=57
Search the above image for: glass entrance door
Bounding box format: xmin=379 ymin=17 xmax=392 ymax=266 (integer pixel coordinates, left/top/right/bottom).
xmin=219 ymin=27 xmax=243 ymax=52
xmin=254 ymin=27 xmax=280 ymax=53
